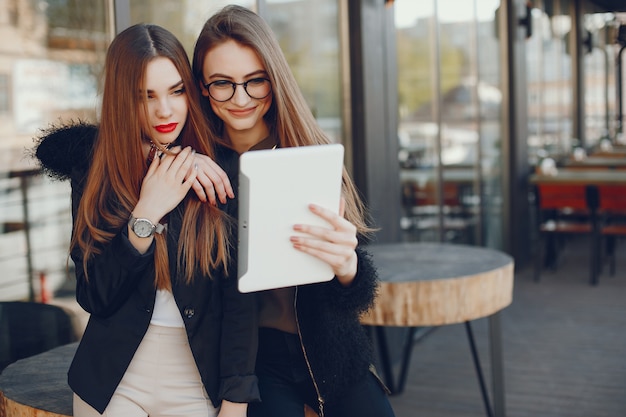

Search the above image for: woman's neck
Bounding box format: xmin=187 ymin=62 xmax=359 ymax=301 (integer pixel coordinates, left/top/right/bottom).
xmin=226 ymin=123 xmax=270 ymax=154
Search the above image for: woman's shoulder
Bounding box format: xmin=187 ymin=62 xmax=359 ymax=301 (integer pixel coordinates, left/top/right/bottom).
xmin=214 ymin=142 xmax=239 ymax=163
xmin=33 ymin=120 xmax=98 ymax=180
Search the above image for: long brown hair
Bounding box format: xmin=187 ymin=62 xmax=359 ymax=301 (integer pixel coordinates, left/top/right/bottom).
xmin=73 ymin=24 xmax=230 ymax=290
xmin=192 ymin=5 xmax=374 ymax=236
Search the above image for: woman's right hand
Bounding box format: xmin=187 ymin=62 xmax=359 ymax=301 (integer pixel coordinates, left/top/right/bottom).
xmin=133 ymin=146 xmax=197 ymax=224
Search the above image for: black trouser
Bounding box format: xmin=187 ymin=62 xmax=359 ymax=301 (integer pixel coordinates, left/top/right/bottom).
xmin=247 ymin=327 xmax=396 ymax=417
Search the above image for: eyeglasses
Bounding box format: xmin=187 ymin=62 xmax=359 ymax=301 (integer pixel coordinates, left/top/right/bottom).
xmin=204 ymin=78 xmax=272 ymax=102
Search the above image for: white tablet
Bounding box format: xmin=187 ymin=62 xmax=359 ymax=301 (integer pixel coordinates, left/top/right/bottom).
xmin=238 ymin=144 xmax=344 ymax=293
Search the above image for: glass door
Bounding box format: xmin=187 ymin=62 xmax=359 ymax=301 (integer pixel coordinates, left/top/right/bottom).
xmin=395 ymin=0 xmax=503 ymax=247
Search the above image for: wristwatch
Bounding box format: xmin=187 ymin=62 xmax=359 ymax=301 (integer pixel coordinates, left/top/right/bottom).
xmin=128 ymin=214 xmax=165 ymax=238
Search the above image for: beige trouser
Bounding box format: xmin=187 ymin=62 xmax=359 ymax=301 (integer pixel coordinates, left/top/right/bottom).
xmin=73 ymin=324 xmax=217 ymax=417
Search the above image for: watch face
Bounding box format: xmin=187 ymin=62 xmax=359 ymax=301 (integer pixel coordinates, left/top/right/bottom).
xmin=133 ymin=219 xmax=155 ymax=238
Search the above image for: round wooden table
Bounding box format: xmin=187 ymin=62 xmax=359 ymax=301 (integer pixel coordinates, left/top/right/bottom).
xmin=0 ymin=343 xmax=76 ymax=417
xmin=361 ymin=242 xmax=513 ymax=417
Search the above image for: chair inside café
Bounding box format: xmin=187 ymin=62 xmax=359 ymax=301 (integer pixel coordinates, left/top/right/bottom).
xmin=596 ymin=185 xmax=626 ymax=277
xmin=401 ymin=180 xmax=475 ymax=243
xmin=533 ymin=183 xmax=598 ymax=283
xmin=0 ymin=301 xmax=78 ymax=372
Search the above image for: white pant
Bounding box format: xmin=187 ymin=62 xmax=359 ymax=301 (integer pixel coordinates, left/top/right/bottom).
xmin=73 ymin=324 xmax=218 ymax=417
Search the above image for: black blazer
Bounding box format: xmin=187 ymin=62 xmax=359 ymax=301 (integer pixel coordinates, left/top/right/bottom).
xmin=35 ymin=124 xmax=260 ymax=413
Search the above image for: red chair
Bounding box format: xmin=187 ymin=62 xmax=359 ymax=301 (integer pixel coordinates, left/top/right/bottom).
xmin=533 ymin=184 xmax=599 ymax=284
xmin=401 ymin=180 xmax=474 ymax=242
xmin=596 ymin=185 xmax=626 ymax=277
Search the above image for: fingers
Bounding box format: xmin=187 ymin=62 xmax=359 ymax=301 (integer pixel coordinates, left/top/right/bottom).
xmin=159 ymin=148 xmax=211 ymax=203
xmin=290 ymin=233 xmax=358 ymax=283
xmin=154 ymin=146 xmax=197 ymax=188
xmin=181 ymin=149 xmax=198 ymax=188
xmin=169 ymin=147 xmax=197 ymax=183
xmin=290 ymin=203 xmax=359 ymax=282
xmin=191 ymin=179 xmax=211 ymax=204
xmin=209 ymin=161 xmax=234 ymax=199
xmin=154 ymin=148 xmax=235 ymax=206
xmin=193 ymin=165 xmax=222 ymax=205
xmin=136 ymin=147 xmax=196 ymax=221
xmin=296 ymin=204 xmax=357 ymax=244
xmin=193 ymin=154 xmax=235 ymax=205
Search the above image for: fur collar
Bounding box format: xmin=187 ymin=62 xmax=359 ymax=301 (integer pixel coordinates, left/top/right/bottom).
xmin=32 ymin=120 xmax=98 ymax=180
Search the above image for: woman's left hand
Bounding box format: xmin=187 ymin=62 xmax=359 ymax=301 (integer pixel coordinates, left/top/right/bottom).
xmin=217 ymin=400 xmax=247 ymax=417
xmin=291 ymin=198 xmax=358 ymax=287
xmin=190 ymin=153 xmax=234 ymax=205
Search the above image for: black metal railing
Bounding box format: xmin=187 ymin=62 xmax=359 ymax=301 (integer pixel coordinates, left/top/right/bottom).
xmin=0 ymin=169 xmax=72 ymax=301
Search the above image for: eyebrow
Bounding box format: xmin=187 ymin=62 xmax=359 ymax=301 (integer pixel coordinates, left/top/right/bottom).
xmin=144 ymin=80 xmax=184 ymax=93
xmin=207 ymin=70 xmax=267 ymax=80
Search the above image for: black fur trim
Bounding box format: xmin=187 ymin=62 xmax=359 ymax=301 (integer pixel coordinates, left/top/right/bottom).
xmin=30 ymin=120 xmax=98 ymax=181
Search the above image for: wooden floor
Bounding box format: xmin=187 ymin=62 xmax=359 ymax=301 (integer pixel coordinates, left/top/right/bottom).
xmin=386 ymin=236 xmax=626 ymax=417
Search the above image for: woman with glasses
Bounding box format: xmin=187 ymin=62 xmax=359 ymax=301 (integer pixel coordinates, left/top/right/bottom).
xmin=192 ymin=6 xmax=396 ymax=417
xmin=33 ymin=24 xmax=259 ymax=417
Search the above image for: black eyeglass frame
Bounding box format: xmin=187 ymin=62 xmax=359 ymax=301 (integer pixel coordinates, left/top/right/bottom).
xmin=203 ymin=78 xmax=272 ymax=102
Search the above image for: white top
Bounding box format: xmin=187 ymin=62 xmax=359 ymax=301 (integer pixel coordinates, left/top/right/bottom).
xmin=150 ymin=289 xmax=185 ymax=327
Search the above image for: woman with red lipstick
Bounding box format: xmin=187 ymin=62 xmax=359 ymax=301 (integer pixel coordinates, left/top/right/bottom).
xmin=192 ymin=6 xmax=395 ymax=417
xmin=34 ymin=24 xmax=258 ymax=417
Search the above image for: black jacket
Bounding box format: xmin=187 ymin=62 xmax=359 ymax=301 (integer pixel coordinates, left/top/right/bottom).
xmin=33 ymin=123 xmax=260 ymax=413
xmin=217 ymin=141 xmax=382 ymax=407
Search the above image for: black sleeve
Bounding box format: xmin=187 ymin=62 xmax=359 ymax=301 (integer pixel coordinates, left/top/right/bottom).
xmin=69 ymin=168 xmax=155 ymax=318
xmin=322 ymin=246 xmax=379 ymax=315
xmin=45 ymin=122 xmax=153 ymax=318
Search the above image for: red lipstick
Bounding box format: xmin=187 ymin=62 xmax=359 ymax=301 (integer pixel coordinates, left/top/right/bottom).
xmin=155 ymin=123 xmax=178 ymax=133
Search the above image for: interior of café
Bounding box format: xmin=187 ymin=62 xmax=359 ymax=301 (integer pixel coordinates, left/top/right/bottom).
xmin=1 ymin=1 xmax=625 ymax=417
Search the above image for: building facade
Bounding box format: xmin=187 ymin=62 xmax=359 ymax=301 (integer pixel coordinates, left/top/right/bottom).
xmin=1 ymin=0 xmax=625 ymax=300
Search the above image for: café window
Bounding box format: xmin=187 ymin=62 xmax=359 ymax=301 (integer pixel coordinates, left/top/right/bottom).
xmin=395 ymin=0 xmax=503 ymax=248
xmin=127 ymin=1 xmax=255 ymax=58
xmin=264 ymin=0 xmax=343 ymax=142
xmin=0 ymin=0 xmax=110 ymax=301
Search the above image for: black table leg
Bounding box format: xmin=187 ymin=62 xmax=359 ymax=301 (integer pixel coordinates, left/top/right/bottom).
xmin=465 ymin=314 xmax=507 ymax=417
xmin=488 ymin=312 xmax=506 ymax=417
xmin=465 ymin=321 xmax=494 ymax=417
xmin=369 ymin=326 xmax=418 ymax=395
xmin=367 ymin=317 xmax=507 ymax=417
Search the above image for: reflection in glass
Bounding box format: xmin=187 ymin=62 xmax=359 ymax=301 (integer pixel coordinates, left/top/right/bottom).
xmin=0 ymin=0 xmax=110 ymax=300
xmin=265 ymin=0 xmax=342 ymax=142
xmin=527 ymin=4 xmax=618 ymax=160
xmin=583 ymin=12 xmax=618 ymax=145
xmin=129 ymin=1 xmax=254 ymax=58
xmin=476 ymin=0 xmax=503 ymax=250
xmin=395 ymin=0 xmax=502 ymax=247
xmin=527 ymin=2 xmax=574 ymax=164
xmin=396 ymin=0 xmax=438 ymax=242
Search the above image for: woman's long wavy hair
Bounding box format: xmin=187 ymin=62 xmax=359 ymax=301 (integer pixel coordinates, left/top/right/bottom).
xmin=72 ymin=24 xmax=230 ymax=290
xmin=192 ymin=5 xmax=374 ymax=237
